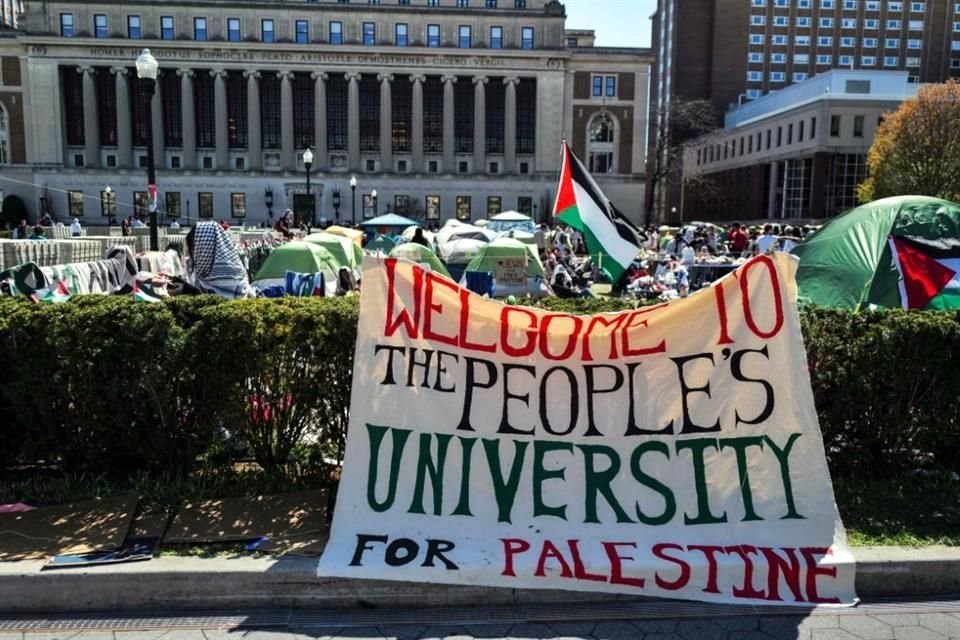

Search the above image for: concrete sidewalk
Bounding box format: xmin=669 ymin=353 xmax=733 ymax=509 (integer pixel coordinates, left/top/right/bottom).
xmin=0 ymin=547 xmax=958 ymax=614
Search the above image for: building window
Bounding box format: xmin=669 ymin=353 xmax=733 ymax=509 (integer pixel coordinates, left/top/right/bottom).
xmin=360 ymin=75 xmax=381 ymax=152
xmin=811 ymin=117 xmax=817 ymax=139
xmin=68 ymin=191 xmax=84 ymax=216
xmin=459 ymin=161 xmax=469 ymax=173
xmin=592 ymin=76 xmax=603 ymax=96
xmin=485 ymin=79 xmax=504 ymax=154
xmin=260 ymin=73 xmax=281 ymax=149
xmin=515 ymin=0 xmax=527 ymax=7
xmin=486 ymin=0 xmax=498 ymax=6
xmin=198 ymin=192 xmax=214 ymax=218
xmin=262 ymin=19 xmax=275 ymax=42
xmin=60 ymin=13 xmax=74 ymax=37
xmin=227 ymin=71 xmax=248 ymax=149
xmin=128 ymin=16 xmax=141 ymax=39
xmin=293 ymin=72 xmax=314 ymax=151
xmin=429 ymin=160 xmax=439 ymax=173
xmin=830 ymin=114 xmax=841 ymax=136
xmin=61 ymin=67 xmax=85 ymax=146
xmin=161 ymin=73 xmax=182 ymax=148
xmin=194 ymin=71 xmax=215 ymax=148
xmin=517 ymin=78 xmax=536 ymax=155
xmin=94 ymin=14 xmax=108 ymax=38
xmin=456 ymin=196 xmax=472 ymax=221
xmin=327 ymin=74 xmax=348 ymax=151
xmin=458 ymin=0 xmax=469 ymax=6
xmin=133 ymin=191 xmax=148 ymax=217
xmin=296 ymin=20 xmax=309 ymax=43
xmin=392 ymin=76 xmax=412 ymax=152
xmin=362 ymin=193 xmax=376 ymax=218
xmin=330 ymin=21 xmax=343 ymax=44
xmin=165 ymin=192 xmax=181 ymax=218
xmin=396 ymin=23 xmax=408 ymax=46
xmin=459 ymin=25 xmax=472 ymax=48
xmin=490 ymin=26 xmax=503 ymax=49
xmin=393 ymin=195 xmax=410 ymax=216
xmin=487 ymin=197 xmax=502 ymax=217
xmin=363 ymin=22 xmax=376 ymax=45
xmin=96 ymin=68 xmax=118 ymax=146
xmin=426 ymin=195 xmax=440 ymax=220
xmin=853 ymin=115 xmax=865 ymax=137
xmin=588 ymin=112 xmax=615 ymax=174
xmin=194 ymin=17 xmax=207 ymax=41
xmin=455 ymin=77 xmax=474 ymax=153
xmin=517 ymin=196 xmax=532 ymax=215
xmin=161 ymin=16 xmax=174 ymax=40
xmin=424 ymin=76 xmax=443 ymax=152
xmin=231 ymin=193 xmax=247 ymax=219
xmin=521 ymin=26 xmax=534 ymax=49
xmin=100 ymin=189 xmax=117 ymax=217
xmin=605 ymin=76 xmax=616 ymax=97
xmin=427 ymin=24 xmax=440 ymax=47
xmin=227 ymin=18 xmax=241 ymax=42
xmin=427 ymin=0 xmax=439 ymax=6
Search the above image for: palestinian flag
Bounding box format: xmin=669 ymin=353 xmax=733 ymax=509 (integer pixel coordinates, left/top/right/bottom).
xmin=889 ymin=236 xmax=960 ymax=310
xmin=552 ymin=142 xmax=642 ymax=282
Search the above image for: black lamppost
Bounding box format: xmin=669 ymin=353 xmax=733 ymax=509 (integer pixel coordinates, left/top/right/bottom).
xmin=265 ymin=186 xmax=274 ymax=223
xmin=350 ymin=175 xmax=357 ymax=225
xmin=135 ymin=48 xmax=159 ymax=251
xmin=371 ymin=189 xmax=378 ymax=217
xmin=303 ymin=147 xmax=314 ymax=226
xmin=186 ymin=197 xmax=191 ymax=226
xmin=332 ymin=189 xmax=341 ymax=223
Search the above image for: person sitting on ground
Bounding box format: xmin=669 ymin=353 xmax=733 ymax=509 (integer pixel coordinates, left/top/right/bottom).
xmin=169 ymin=219 xmax=181 ymax=229
xmin=131 ymin=216 xmax=147 ymax=228
xmin=29 ymin=225 xmax=46 ymax=240
xmin=39 ymin=213 xmax=53 ymax=227
xmin=274 ymin=210 xmax=294 ymax=238
xmin=182 ymin=221 xmax=255 ymax=299
xmin=14 ymin=219 xmax=28 ymax=240
xmin=69 ymin=218 xmax=82 ymax=237
xmin=411 ymin=227 xmax=430 ymax=248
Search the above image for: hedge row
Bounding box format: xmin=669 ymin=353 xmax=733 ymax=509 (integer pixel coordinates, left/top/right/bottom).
xmin=1 ymin=296 xmax=959 ymax=479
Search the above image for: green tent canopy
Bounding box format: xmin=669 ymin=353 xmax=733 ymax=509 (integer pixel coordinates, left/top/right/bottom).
xmin=792 ymin=195 xmax=960 ymax=310
xmin=465 ymin=237 xmax=545 ymax=279
xmin=389 ymin=242 xmax=452 ymax=279
xmin=304 ymin=232 xmax=363 ymax=271
xmin=253 ymin=242 xmax=341 ymax=282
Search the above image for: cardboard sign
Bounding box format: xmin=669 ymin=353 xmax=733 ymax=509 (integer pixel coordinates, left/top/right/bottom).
xmin=319 ymin=254 xmax=857 ymax=606
xmin=494 ymin=256 xmax=528 ymax=287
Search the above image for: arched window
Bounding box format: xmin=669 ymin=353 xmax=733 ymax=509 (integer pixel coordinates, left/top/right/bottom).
xmin=587 ymin=112 xmax=616 ymax=174
xmin=0 ymin=105 xmax=8 ymax=166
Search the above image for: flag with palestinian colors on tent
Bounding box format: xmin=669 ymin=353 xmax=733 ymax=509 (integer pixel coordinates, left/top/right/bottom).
xmin=552 ymin=142 xmax=642 ymax=282
xmin=890 ymin=236 xmax=960 ymax=310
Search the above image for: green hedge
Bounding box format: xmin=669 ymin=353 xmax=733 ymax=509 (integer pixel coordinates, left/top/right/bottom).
xmin=1 ymin=295 xmax=959 ymax=479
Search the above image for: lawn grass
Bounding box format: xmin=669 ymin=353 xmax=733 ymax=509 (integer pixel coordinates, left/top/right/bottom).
xmin=2 ymin=467 xmax=959 ymax=549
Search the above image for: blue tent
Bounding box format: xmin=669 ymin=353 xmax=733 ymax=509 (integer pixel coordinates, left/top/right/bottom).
xmin=358 ymin=213 xmax=420 ymax=228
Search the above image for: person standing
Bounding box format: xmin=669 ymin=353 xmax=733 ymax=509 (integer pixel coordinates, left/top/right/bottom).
xmin=69 ymin=218 xmax=82 ymax=237
xmin=757 ymin=224 xmax=779 ymax=253
xmin=728 ymin=223 xmax=748 ymax=255
xmin=14 ymin=219 xmax=28 ymax=239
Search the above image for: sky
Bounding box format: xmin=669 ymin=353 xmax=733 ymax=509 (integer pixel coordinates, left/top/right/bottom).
xmin=563 ymin=0 xmax=657 ymax=49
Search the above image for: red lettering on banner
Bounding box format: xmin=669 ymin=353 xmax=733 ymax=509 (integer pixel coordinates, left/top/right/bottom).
xmin=459 ymin=289 xmax=497 ymax=353
xmin=761 ymin=547 xmax=804 ymax=602
xmin=688 ymin=545 xmax=725 ymax=594
xmin=725 ymin=545 xmax=766 ymax=600
xmin=423 ymin=272 xmax=460 ymax=347
xmin=539 ymin=314 xmax=583 ymax=361
xmin=621 ymin=305 xmax=668 ymax=357
xmin=581 ymin=314 xmax=629 ymax=361
xmin=652 ymin=543 xmax=691 ymax=591
xmin=568 ymin=539 xmax=608 ymax=582
xmin=384 ymin=259 xmax=423 ymax=339
xmin=500 ymin=307 xmax=538 ymax=357
xmin=534 ymin=540 xmax=574 ymax=578
xmin=601 ymin=542 xmax=646 ymax=589
xmin=714 ymin=280 xmax=735 ymax=346
xmin=501 ymin=538 xmax=531 ymax=577
xmin=740 ymin=256 xmax=785 ymax=340
xmin=801 ymin=547 xmax=841 ymax=604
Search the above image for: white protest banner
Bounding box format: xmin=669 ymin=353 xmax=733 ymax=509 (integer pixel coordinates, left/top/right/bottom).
xmin=319 ymin=253 xmax=857 ymax=606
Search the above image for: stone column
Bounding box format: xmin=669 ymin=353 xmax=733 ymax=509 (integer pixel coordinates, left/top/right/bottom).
xmin=410 ymin=74 xmax=425 ymax=173
xmin=178 ymin=69 xmax=196 ymax=170
xmin=279 ymin=71 xmax=295 ymax=171
xmin=79 ymin=67 xmax=100 ymax=168
xmin=473 ymin=76 xmax=488 ymax=175
xmin=244 ymin=71 xmax=262 ymax=171
xmin=378 ymin=73 xmax=393 ymax=172
xmin=346 ymin=72 xmax=361 ymax=171
xmin=312 ymin=71 xmax=328 ymax=171
xmin=113 ymin=67 xmax=132 ymax=168
xmin=152 ymin=72 xmax=165 ymax=167
xmin=212 ymin=69 xmax=228 ymax=170
xmin=442 ymin=75 xmax=456 ymax=173
xmin=504 ymin=76 xmax=519 ymax=174
xmin=767 ymin=161 xmax=780 ymax=219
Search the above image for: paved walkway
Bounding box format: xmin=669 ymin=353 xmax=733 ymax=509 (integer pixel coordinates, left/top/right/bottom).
xmin=4 ymin=600 xmax=960 ymax=640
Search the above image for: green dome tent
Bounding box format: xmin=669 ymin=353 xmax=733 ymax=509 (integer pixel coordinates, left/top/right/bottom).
xmin=463 ymin=237 xmax=550 ymax=297
xmin=389 ymin=242 xmax=452 ymax=279
xmin=304 ymin=232 xmax=363 ymax=271
xmin=365 ymin=234 xmax=398 ymax=254
xmin=253 ymin=242 xmax=341 ymax=283
xmin=792 ymin=195 xmax=960 ymax=310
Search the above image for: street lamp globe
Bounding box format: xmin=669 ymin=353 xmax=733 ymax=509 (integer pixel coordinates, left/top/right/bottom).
xmin=371 ymin=189 xmax=377 ymax=199
xmin=303 ymin=148 xmax=314 ymax=166
xmin=350 ymin=175 xmax=358 ymax=189
xmin=135 ymin=49 xmax=158 ymax=81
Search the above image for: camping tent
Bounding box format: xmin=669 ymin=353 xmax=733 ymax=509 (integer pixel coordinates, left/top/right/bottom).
xmin=399 ymin=226 xmax=437 ymax=250
xmin=365 ymin=234 xmax=397 ymax=254
xmin=439 ymin=238 xmax=487 ymax=283
xmin=304 ymin=232 xmax=363 ymax=271
xmin=792 ymin=195 xmax=960 ymax=310
xmin=488 ymin=211 xmax=536 ymax=235
xmin=325 ymin=225 xmax=365 ymax=247
xmin=463 ymin=237 xmax=550 ymax=297
xmin=436 ymin=223 xmax=497 ymax=247
xmin=252 ymin=242 xmax=341 ymax=294
xmin=389 ymin=243 xmax=452 ymax=279
xmin=358 ymin=213 xmax=420 ymax=229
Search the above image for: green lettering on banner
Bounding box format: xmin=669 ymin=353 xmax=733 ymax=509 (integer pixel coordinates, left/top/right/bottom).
xmin=366 ymin=424 xmax=411 ymax=512
xmin=578 ymin=444 xmax=634 ymax=524
xmin=765 ymin=433 xmax=805 ymax=520
xmin=720 ymin=436 xmax=766 ymax=522
xmin=410 ymin=433 xmax=453 ymax=515
xmin=451 ymin=436 xmax=477 ymax=517
xmin=629 ymin=441 xmax=677 ymax=526
xmin=677 ymin=438 xmax=728 ymax=525
xmin=532 ymin=440 xmax=572 ymax=520
xmin=482 ymin=438 xmax=529 ymax=523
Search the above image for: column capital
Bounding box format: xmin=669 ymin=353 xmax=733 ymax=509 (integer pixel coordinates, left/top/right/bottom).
xmin=472 ymin=76 xmax=489 ymax=86
xmin=311 ymin=71 xmax=329 ymax=81
xmin=377 ymin=73 xmax=394 ymax=84
xmin=210 ymin=69 xmax=228 ymax=78
xmin=77 ymin=65 xmax=96 ymax=76
xmin=410 ymin=73 xmax=426 ymax=84
xmin=110 ymin=66 xmax=128 ymax=76
xmin=442 ymin=75 xmax=458 ymax=84
xmin=345 ymin=71 xmax=362 ymax=82
xmin=176 ymin=68 xmax=195 ymax=78
xmin=503 ymin=76 xmax=520 ymax=86
xmin=243 ymin=70 xmax=261 ymax=80
xmin=277 ymin=70 xmax=295 ymax=80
